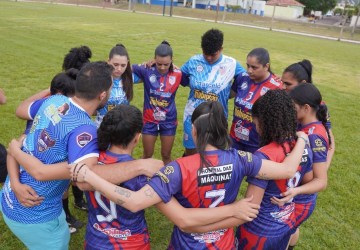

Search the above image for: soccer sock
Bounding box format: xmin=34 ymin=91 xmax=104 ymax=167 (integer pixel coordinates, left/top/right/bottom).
xmin=288 ymin=246 xmax=296 ymax=250
xmin=62 ymin=197 xmax=71 ymax=218
xmin=72 ymin=185 xmax=84 ymax=204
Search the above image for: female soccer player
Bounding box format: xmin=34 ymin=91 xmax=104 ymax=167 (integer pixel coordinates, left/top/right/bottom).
xmin=237 ymin=89 xmax=313 ymax=250
xmin=132 ymin=41 xmax=181 ymax=164
xmin=281 ymin=59 xmax=335 ymax=169
xmin=95 ymin=44 xmax=134 ymax=127
xmin=271 ymin=83 xmax=331 ymax=249
xmin=69 ymin=101 xmax=309 ymax=250
xmin=230 ymin=48 xmax=283 ymax=153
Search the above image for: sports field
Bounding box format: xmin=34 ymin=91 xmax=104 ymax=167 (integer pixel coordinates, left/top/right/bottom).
xmin=0 ymin=1 xmax=359 ymax=249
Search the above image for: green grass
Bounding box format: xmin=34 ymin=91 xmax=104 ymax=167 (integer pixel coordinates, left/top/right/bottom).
xmin=0 ymin=1 xmax=359 ymax=249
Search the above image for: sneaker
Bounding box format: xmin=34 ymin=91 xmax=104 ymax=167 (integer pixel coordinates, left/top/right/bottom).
xmin=74 ymin=199 xmax=88 ymax=211
xmin=69 ymin=226 xmax=77 ymax=234
xmin=66 ymin=215 xmax=84 ymax=229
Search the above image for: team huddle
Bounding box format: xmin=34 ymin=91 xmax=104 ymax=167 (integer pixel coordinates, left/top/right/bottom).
xmin=0 ymin=28 xmax=334 ymax=250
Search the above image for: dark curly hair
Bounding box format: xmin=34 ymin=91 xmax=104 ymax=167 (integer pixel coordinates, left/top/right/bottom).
xmin=62 ymin=45 xmax=92 ymax=71
xmin=201 ymin=29 xmax=223 ymax=55
xmin=108 ymin=44 xmax=134 ymax=101
xmin=252 ymin=89 xmax=297 ymax=154
xmin=97 ymin=104 xmax=143 ymax=151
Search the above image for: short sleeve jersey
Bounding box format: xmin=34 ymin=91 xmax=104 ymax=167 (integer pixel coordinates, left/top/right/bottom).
xmin=1 ymin=95 xmax=99 ymax=223
xmin=240 ymin=142 xmax=313 ymax=237
xmin=132 ymin=65 xmax=182 ymax=124
xmin=147 ymin=148 xmax=262 ymax=250
xmin=85 ymin=151 xmax=149 ymax=250
xmin=230 ymin=73 xmax=283 ymax=151
xmin=295 ymin=121 xmax=329 ymax=204
xmin=181 ymin=54 xmax=245 ymax=122
xmin=24 ymin=97 xmax=47 ymax=134
xmin=95 ymin=78 xmax=129 ymax=127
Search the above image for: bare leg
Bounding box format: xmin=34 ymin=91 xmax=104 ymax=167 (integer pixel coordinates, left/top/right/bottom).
xmin=288 ymin=228 xmax=300 ymax=249
xmin=142 ymin=134 xmax=157 ymax=159
xmin=160 ymin=135 xmax=175 ymax=165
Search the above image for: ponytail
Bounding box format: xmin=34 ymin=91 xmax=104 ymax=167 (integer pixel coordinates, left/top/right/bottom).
xmin=317 ymin=104 xmax=332 ymax=146
xmin=155 ymin=40 xmax=174 ymax=72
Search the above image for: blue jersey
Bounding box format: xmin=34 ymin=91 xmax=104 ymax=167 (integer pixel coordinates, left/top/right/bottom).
xmin=24 ymin=98 xmax=47 ymax=134
xmin=239 ymin=142 xmax=313 ymax=239
xmin=295 ymin=121 xmax=329 ymax=204
xmin=181 ymin=54 xmax=245 ymax=149
xmin=147 ymin=149 xmax=262 ymax=250
xmin=132 ymin=64 xmax=181 ymax=125
xmin=85 ymin=151 xmax=150 ymax=250
xmin=1 ymin=95 xmax=99 ymax=223
xmin=230 ymin=73 xmax=283 ymax=152
xmin=95 ymin=78 xmax=129 ymax=127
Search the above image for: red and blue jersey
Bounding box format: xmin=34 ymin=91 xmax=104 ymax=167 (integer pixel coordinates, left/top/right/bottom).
xmin=147 ymin=148 xmax=262 ymax=250
xmin=85 ymin=151 xmax=150 ymax=250
xmin=238 ymin=142 xmax=313 ymax=242
xmin=230 ymin=73 xmax=283 ymax=152
xmin=132 ymin=65 xmax=181 ymax=125
xmin=294 ymin=121 xmax=329 ymax=204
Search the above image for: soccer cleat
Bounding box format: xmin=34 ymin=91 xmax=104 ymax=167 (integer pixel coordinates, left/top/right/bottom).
xmin=69 ymin=226 xmax=77 ymax=234
xmin=66 ymin=215 xmax=84 ymax=229
xmin=74 ymin=199 xmax=88 ymax=211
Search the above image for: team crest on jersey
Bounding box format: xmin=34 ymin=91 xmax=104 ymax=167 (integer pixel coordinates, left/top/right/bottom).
xmin=191 ymin=229 xmax=227 ymax=243
xmin=169 ymin=76 xmax=176 ymax=85
xmin=37 ymin=129 xmax=56 ymax=152
xmin=76 ymin=132 xmax=92 ymax=147
xmin=240 ymin=82 xmax=248 ymax=90
xmin=163 ymin=165 xmax=174 ymax=175
xmin=196 ymin=64 xmax=204 ymax=72
xmin=260 ymin=87 xmax=270 ymax=96
xmin=219 ymin=65 xmax=226 ymax=75
xmin=197 ymin=164 xmax=233 ymax=186
xmin=149 ymin=74 xmax=157 ymax=83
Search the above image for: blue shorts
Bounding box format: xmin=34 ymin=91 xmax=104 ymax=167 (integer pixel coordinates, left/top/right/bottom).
xmin=142 ymin=122 xmax=177 ymax=136
xmin=183 ymin=118 xmax=196 ymax=149
xmin=231 ymin=137 xmax=258 ymax=153
xmin=0 ymin=192 xmax=70 ymax=250
xmin=237 ymin=225 xmax=292 ymax=250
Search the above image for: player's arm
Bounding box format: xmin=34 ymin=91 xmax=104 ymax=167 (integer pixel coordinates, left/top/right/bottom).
xmin=326 ymin=128 xmax=335 ymax=169
xmin=70 ymin=163 xmax=162 ymax=212
xmin=155 ymin=196 xmax=259 ymax=231
xmin=15 ymin=88 xmax=50 ymax=119
xmin=7 ymin=138 xmax=69 ymax=181
xmin=6 ymin=153 xmax=44 ymax=207
xmin=256 ymin=132 xmax=308 ymax=180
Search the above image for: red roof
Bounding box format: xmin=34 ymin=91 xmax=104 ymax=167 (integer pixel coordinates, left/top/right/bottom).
xmin=266 ymin=0 xmax=305 ymax=7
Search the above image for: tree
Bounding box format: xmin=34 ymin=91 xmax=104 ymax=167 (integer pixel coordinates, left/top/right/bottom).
xmin=298 ymin=0 xmax=337 ymax=15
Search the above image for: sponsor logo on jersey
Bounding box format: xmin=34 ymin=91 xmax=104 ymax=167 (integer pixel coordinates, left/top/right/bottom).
xmin=235 ymin=97 xmax=253 ymax=109
xmin=191 ymin=229 xmax=227 ymax=243
xmin=169 ymin=76 xmax=176 ymax=85
xmin=313 ymin=138 xmax=326 ymax=152
xmin=37 ymin=129 xmax=56 ymax=152
xmin=149 ymin=74 xmax=157 ymax=83
xmin=155 ymin=171 xmax=170 ymax=183
xmin=194 ymin=89 xmax=218 ymax=102
xmin=93 ymin=223 xmax=132 ymax=239
xmin=234 ymin=121 xmax=250 ymax=141
xmin=45 ymin=103 xmax=70 ymax=125
xmin=234 ymin=106 xmax=252 ymax=122
xmin=237 ymin=150 xmax=253 ymax=163
xmin=77 ymin=132 xmax=92 ymax=147
xmin=150 ymin=97 xmax=169 ymax=108
xmin=270 ymin=203 xmax=295 ymax=223
xmin=260 ymin=86 xmax=270 ymax=96
xmin=164 ymin=165 xmax=174 ymax=175
xmin=308 ymin=126 xmax=315 ymax=135
xmin=30 ymin=115 xmax=40 ymax=133
xmin=196 ymin=64 xmax=203 ymax=72
xmin=197 ymin=164 xmax=233 ymax=186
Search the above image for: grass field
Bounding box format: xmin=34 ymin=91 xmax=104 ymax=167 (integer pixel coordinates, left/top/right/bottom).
xmin=0 ymin=1 xmax=359 ymax=249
